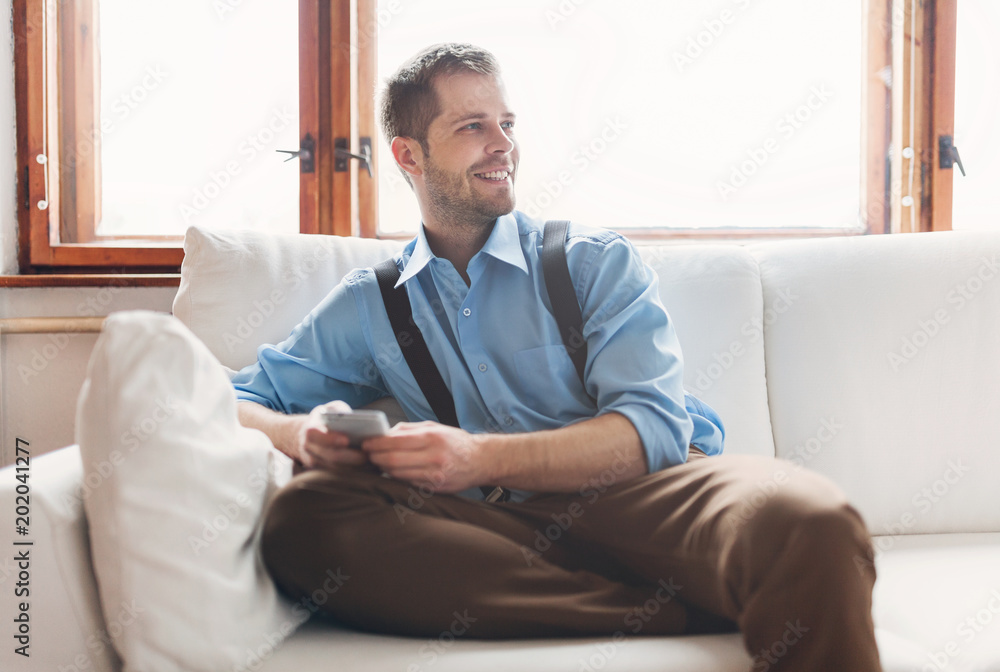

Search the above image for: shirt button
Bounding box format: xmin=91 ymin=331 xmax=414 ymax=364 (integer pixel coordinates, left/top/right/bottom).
xmin=463 ymin=308 xmax=472 ymax=317
xmin=505 ymin=417 xmax=514 ymax=426
xmin=478 ymin=363 xmax=488 ymax=372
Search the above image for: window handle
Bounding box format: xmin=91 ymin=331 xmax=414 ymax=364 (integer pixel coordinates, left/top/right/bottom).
xmin=939 ymin=135 xmax=966 ymax=177
xmin=335 ymin=137 xmax=373 ymax=178
xmin=276 ymin=133 xmax=315 ymax=173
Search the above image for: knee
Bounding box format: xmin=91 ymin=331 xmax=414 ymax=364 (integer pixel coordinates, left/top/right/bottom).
xmin=738 ymin=482 xmax=873 ymax=565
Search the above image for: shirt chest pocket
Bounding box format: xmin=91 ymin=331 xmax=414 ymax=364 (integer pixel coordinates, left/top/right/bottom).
xmin=512 ymin=345 xmax=590 ymax=415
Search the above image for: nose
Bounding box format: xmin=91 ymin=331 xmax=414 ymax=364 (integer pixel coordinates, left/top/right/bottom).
xmin=485 ymin=122 xmax=515 ymax=154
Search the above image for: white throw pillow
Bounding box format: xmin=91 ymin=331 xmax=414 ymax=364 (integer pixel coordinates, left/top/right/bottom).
xmin=172 ymin=225 xmax=403 ymax=373
xmin=76 ymin=310 xmax=300 ymax=672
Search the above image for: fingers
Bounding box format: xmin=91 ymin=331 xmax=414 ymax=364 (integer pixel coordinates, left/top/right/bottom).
xmin=301 ymin=431 xmax=369 ymax=469
xmin=298 ymin=401 xmax=370 ymax=470
xmin=321 ymin=400 xmax=352 ymax=414
xmin=362 ymin=431 xmax=428 ymax=453
xmin=305 ymin=445 xmax=370 ymax=469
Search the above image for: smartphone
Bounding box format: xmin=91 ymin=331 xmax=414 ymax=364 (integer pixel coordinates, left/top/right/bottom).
xmin=320 ymin=409 xmax=390 ymax=446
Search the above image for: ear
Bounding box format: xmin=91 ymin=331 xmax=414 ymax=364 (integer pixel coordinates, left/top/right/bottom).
xmin=391 ymin=136 xmax=424 ymax=179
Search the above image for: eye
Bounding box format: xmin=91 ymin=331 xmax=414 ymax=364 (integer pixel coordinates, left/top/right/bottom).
xmin=461 ymin=122 xmax=482 ymax=131
xmin=501 ymin=120 xmax=515 ymax=131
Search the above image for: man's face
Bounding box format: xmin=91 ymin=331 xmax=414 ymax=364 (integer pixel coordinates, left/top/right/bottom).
xmin=418 ymin=71 xmax=519 ymax=226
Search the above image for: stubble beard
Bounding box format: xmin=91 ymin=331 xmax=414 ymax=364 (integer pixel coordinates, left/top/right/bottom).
xmin=423 ymin=154 xmax=516 ymax=236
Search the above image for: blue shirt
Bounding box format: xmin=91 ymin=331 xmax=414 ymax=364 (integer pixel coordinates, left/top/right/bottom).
xmin=232 ymin=212 xmax=725 ymax=499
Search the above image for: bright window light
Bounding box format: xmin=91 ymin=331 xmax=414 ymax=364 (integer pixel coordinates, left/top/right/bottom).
xmin=98 ymin=0 xmax=299 ymax=237
xmin=376 ymin=0 xmax=863 ymax=236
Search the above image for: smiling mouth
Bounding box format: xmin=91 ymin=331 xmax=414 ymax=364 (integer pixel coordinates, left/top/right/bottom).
xmin=474 ymin=170 xmax=511 ymax=181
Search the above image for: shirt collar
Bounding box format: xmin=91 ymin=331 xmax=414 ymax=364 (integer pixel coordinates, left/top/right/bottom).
xmin=396 ymin=224 xmax=435 ymax=287
xmin=478 ymin=213 xmax=529 ymax=275
xmin=396 ymin=213 xmax=528 ymax=287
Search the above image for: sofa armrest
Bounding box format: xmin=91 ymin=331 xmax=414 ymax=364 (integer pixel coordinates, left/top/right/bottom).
xmin=1 ymin=446 xmax=119 ymax=672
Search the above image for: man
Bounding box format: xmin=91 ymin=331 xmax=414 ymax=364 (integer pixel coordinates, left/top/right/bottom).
xmin=233 ymin=44 xmax=882 ymax=671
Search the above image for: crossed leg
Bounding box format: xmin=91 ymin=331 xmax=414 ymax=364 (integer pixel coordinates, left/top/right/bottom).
xmin=260 ymin=453 xmax=882 ymax=671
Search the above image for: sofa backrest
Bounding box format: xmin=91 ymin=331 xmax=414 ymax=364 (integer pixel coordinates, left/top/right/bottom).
xmin=639 ymin=245 xmax=775 ymax=459
xmin=173 ymin=226 xmax=403 ymax=373
xmin=174 ymin=226 xmax=777 ymax=460
xmin=174 ymin=224 xmax=1000 ymax=536
xmin=749 ymin=231 xmax=1000 ymax=535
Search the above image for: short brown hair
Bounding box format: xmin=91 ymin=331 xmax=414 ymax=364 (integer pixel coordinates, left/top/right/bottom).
xmin=379 ymin=43 xmax=501 ymax=154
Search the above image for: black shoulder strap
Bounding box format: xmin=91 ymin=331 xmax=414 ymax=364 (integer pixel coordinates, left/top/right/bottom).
xmin=542 ymin=220 xmax=588 ymax=389
xmin=373 ymin=258 xmax=503 ymax=501
xmin=373 ymin=259 xmax=459 ymax=428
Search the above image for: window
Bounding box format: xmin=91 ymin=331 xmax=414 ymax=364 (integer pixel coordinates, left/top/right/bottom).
xmin=952 ymin=0 xmax=999 ymax=232
xmin=377 ymin=0 xmax=866 ymax=238
xmin=12 ymin=0 xmax=966 ymax=276
xmin=13 ymin=0 xmax=376 ymax=273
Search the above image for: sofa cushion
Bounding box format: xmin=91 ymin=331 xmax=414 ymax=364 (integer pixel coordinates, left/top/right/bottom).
xmin=750 ymin=231 xmax=1000 ymax=535
xmin=76 ymin=311 xmax=300 ymax=672
xmin=872 ymin=532 xmax=1000 ymax=671
xmin=173 ymin=225 xmax=403 ymax=373
xmin=0 ymin=446 xmax=120 ymax=672
xmin=640 ymin=245 xmax=774 ymax=458
xmin=256 ymin=611 xmax=926 ymax=671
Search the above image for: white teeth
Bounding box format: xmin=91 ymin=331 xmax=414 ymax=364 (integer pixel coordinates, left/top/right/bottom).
xmin=477 ymin=170 xmax=509 ymax=180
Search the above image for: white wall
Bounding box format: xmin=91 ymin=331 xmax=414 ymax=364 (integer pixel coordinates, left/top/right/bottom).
xmin=0 ymin=286 xmax=176 ymax=467
xmin=0 ymin=2 xmax=176 ymax=466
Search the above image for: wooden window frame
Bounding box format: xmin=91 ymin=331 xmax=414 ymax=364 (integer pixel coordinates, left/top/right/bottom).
xmin=887 ymin=0 xmax=958 ymax=233
xmin=13 ymin=0 xmax=375 ymax=275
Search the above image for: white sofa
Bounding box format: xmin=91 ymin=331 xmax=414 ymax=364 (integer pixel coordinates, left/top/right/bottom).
xmin=3 ymin=225 xmax=1000 ymax=672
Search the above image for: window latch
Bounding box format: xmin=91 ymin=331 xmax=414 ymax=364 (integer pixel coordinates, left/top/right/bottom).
xmin=276 ymin=133 xmax=315 ymax=173
xmin=939 ymin=135 xmax=966 ymax=176
xmin=335 ymin=137 xmax=373 ymax=178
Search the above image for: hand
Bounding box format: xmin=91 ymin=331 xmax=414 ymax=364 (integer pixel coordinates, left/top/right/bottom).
xmin=361 ymin=421 xmax=490 ymax=493
xmin=295 ymin=401 xmax=372 ymax=471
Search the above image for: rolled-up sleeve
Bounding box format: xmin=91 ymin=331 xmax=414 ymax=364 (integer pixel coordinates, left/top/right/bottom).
xmin=231 ymin=271 xmax=386 ymax=414
xmin=573 ymin=235 xmax=714 ymax=471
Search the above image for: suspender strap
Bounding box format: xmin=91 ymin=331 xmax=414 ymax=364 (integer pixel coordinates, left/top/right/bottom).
xmin=542 ymin=220 xmax=588 ymax=389
xmin=373 ymin=259 xmax=459 ymax=428
xmin=373 ymin=258 xmax=504 ymax=502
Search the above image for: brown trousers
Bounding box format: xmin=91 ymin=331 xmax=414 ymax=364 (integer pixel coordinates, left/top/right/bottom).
xmin=261 ymin=450 xmax=882 ymax=672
